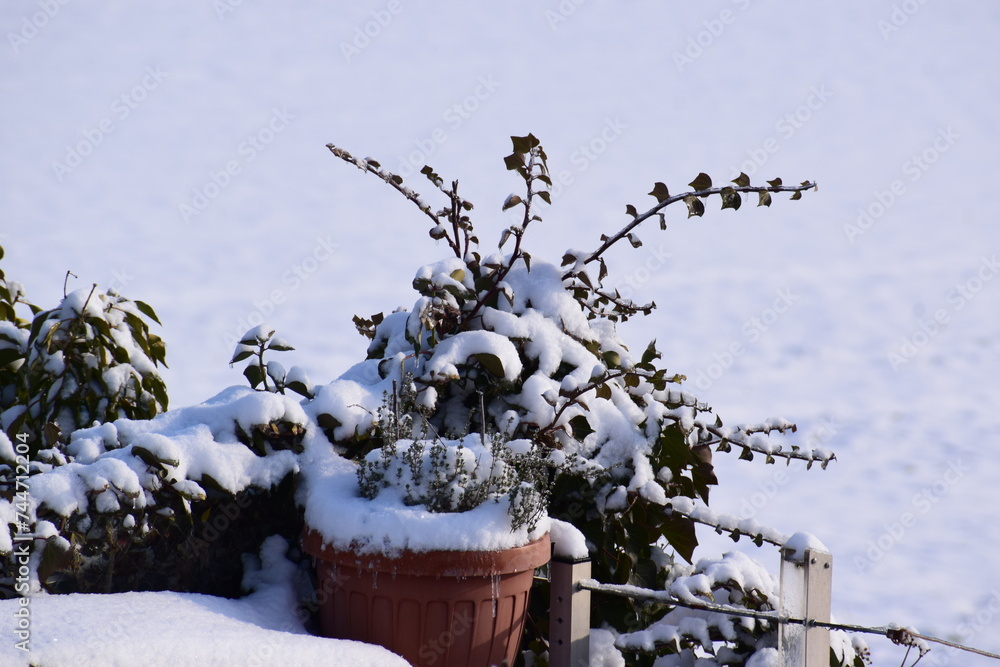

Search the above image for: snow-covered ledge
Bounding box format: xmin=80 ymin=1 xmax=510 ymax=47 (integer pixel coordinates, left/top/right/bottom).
xmin=0 ymin=536 xmax=408 ymax=666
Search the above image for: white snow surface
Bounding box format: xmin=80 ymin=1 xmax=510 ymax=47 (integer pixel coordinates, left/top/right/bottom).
xmin=0 ymin=537 xmax=407 ymax=666
xmin=3 ymin=1 xmax=1000 ymax=664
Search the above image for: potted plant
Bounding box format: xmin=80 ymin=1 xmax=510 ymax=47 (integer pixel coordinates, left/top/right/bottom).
xmin=300 ymin=378 xmax=557 ymax=667
xmin=290 ymin=135 xmax=835 ymax=666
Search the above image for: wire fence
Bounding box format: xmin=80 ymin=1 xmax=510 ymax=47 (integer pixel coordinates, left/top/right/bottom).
xmin=577 ymin=579 xmax=1000 ymax=663
xmin=547 ymin=547 xmax=1000 ymax=667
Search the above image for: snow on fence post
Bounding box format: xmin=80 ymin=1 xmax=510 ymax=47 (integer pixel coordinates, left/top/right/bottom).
xmin=779 ymin=533 xmax=833 ymax=667
xmin=549 ymin=556 xmax=591 ymax=667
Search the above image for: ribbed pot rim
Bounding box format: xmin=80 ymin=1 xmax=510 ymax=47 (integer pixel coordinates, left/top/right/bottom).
xmin=302 ymin=527 xmax=551 ymax=578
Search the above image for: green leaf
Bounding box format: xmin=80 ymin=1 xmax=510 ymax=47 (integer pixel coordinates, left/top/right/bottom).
xmin=473 ymin=353 xmax=506 ymax=378
xmin=0 ymin=348 xmax=23 ymax=368
xmin=316 ymin=413 xmax=342 ymax=431
xmin=511 ymin=134 xmax=537 ymax=153
xmin=688 ymin=173 xmax=712 ymax=191
xmin=757 ymin=190 xmax=772 ymax=207
xmin=536 ymin=190 xmax=551 ymax=205
xmin=594 ymin=383 xmax=612 ymax=400
xmin=502 ymin=194 xmax=523 ymax=211
xmin=134 ymin=300 xmax=161 ymax=325
xmin=766 ymin=177 xmax=783 ymax=188
xmin=112 ymin=346 xmax=130 ymax=364
xmin=662 ymin=513 xmax=698 ymax=563
xmin=648 ymin=182 xmax=670 ymax=203
xmin=627 ymin=233 xmax=642 ymax=248
xmin=503 ymin=153 xmax=524 ymax=171
xmin=720 ymin=187 xmax=742 ymax=211
xmin=732 ymin=172 xmax=750 ymax=187
xmin=285 ymin=381 xmax=313 ymax=399
xmin=561 ymin=252 xmax=577 ymax=267
xmin=601 ymin=350 xmax=621 ymax=368
xmin=641 ymin=340 xmax=659 ymax=365
xmin=568 ymin=415 xmax=594 ymax=440
xmin=683 ymin=196 xmax=705 ymax=218
xmin=243 ymin=364 xmax=264 ymax=389
xmin=790 ymin=190 xmax=803 ymax=201
xmin=625 ymin=204 xmax=638 ymax=219
xmin=230 ymin=348 xmax=254 ymax=364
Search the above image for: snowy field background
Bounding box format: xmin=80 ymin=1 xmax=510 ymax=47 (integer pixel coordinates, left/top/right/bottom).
xmin=2 ymin=1 xmax=999 ymax=664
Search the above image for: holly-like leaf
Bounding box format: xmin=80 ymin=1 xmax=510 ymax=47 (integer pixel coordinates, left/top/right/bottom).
xmin=662 ymin=513 xmax=698 ymax=564
xmin=766 ymin=177 xmax=783 ymax=188
xmin=569 ymin=415 xmax=594 ymax=440
xmin=688 ymin=173 xmax=712 ymax=191
xmin=731 ymin=172 xmax=751 ymax=187
xmin=511 ymin=134 xmax=539 ymax=153
xmin=720 ymin=187 xmax=742 ymax=211
xmin=625 ymin=204 xmax=638 ymax=219
xmin=684 ymin=196 xmax=705 ymax=218
xmin=649 ymin=182 xmax=670 ymax=203
xmin=790 ymin=190 xmax=803 ymax=201
xmin=503 ymin=153 xmax=524 ymax=171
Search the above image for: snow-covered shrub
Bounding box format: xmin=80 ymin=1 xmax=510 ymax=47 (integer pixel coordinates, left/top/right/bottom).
xmin=318 ymin=137 xmax=859 ymax=665
xmin=0 ymin=253 xmax=304 ymax=598
xmin=2 ymin=280 xmax=167 ymax=451
xmin=230 ymin=325 xmax=314 ymax=399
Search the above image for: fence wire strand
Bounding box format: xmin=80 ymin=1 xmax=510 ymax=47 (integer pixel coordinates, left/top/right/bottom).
xmin=577 ymin=578 xmax=1000 ymax=662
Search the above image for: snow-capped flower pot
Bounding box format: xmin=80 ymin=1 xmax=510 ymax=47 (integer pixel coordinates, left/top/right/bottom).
xmin=302 ymin=527 xmax=550 ymax=667
xmin=298 ymin=425 xmax=555 ymax=666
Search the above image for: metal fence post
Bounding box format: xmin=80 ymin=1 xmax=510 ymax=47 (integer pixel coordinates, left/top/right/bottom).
xmin=779 ymin=546 xmax=833 ymax=667
xmin=549 ymin=557 xmax=591 ymax=667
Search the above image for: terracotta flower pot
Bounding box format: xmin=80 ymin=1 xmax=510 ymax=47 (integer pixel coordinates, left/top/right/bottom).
xmin=302 ymin=528 xmax=550 ymax=667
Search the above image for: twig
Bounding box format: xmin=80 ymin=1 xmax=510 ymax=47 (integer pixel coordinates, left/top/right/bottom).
xmin=568 ymin=181 xmax=816 ymax=279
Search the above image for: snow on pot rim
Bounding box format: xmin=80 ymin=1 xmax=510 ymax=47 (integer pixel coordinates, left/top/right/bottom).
xmin=298 ymin=443 xmax=550 ymax=556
